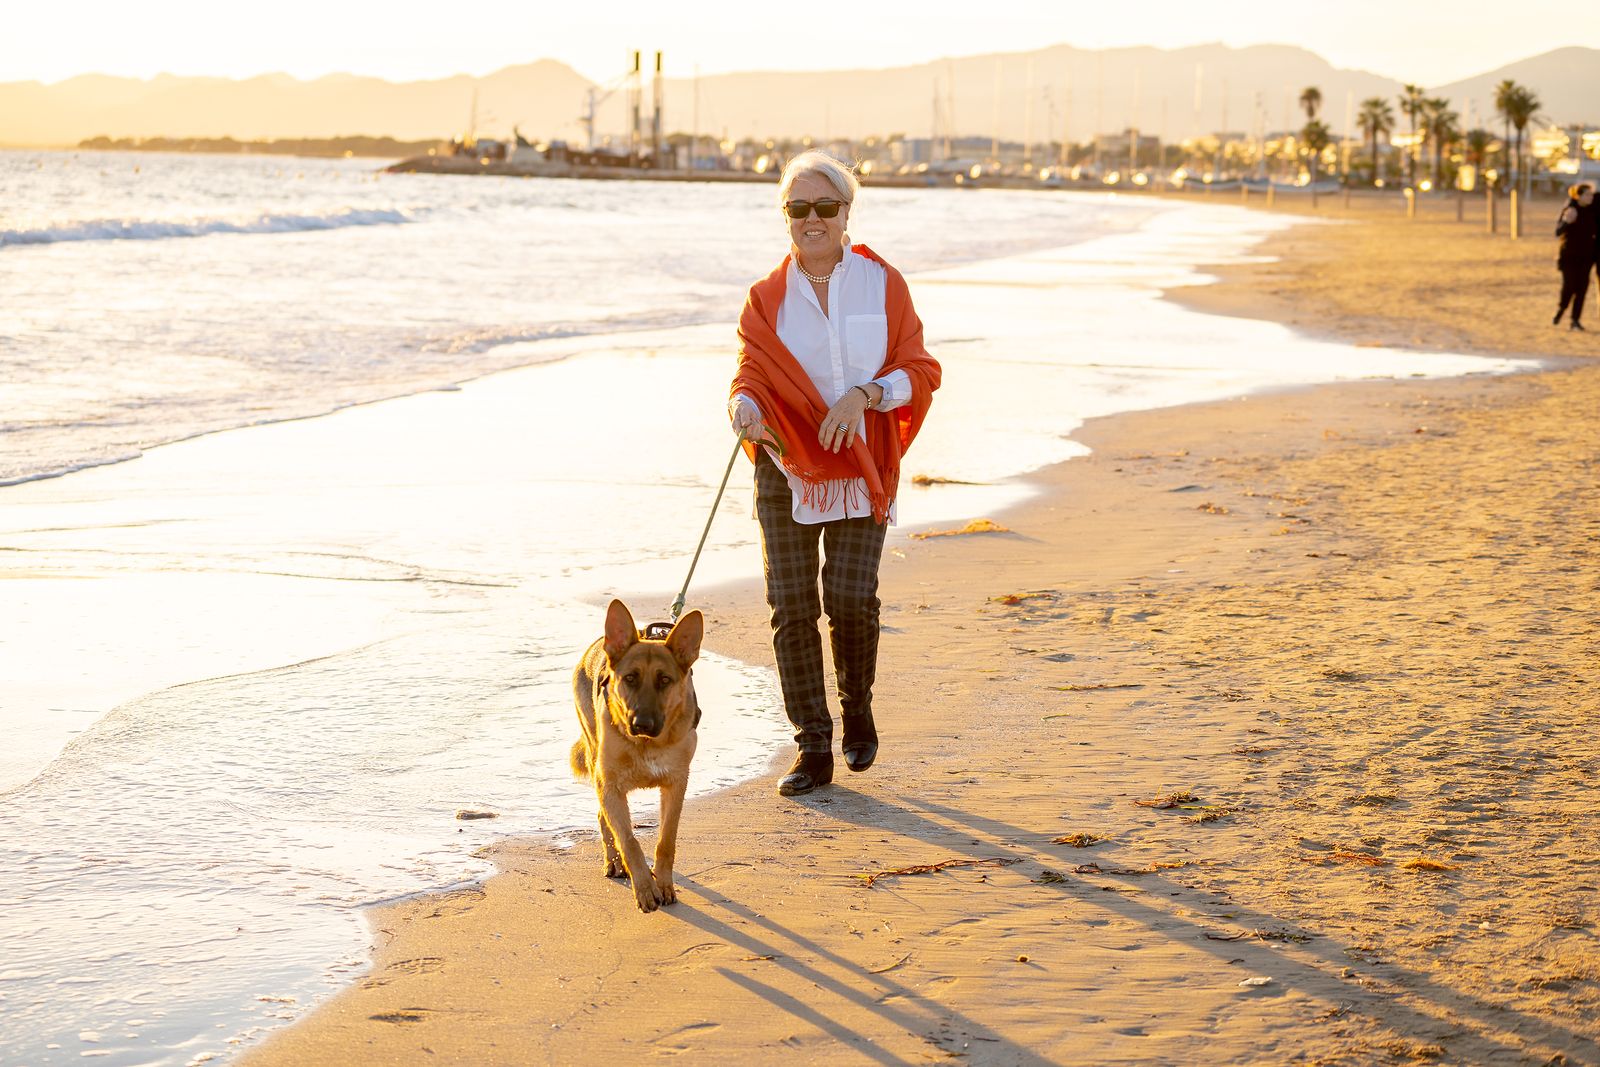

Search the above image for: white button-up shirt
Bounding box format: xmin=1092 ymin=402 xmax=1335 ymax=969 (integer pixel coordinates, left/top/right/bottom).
xmin=734 ymin=242 xmax=913 ymax=524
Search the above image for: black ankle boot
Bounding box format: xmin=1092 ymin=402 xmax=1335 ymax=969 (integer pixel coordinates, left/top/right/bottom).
xmin=842 ymin=711 xmax=878 ymax=772
xmin=778 ymin=750 xmax=833 ymax=796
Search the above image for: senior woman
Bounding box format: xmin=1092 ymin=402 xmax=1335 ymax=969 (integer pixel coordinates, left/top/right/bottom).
xmin=729 ymin=151 xmax=941 ymax=797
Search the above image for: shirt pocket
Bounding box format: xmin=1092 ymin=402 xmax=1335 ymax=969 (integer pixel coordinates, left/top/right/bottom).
xmin=844 ymin=314 xmax=888 ymax=379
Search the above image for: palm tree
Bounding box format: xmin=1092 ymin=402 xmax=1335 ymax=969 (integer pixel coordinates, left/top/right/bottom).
xmin=1463 ymin=128 xmax=1495 ymax=186
xmin=1301 ymin=119 xmax=1332 ymax=184
xmin=1494 ymin=78 xmax=1519 ymax=190
xmin=1503 ymin=86 xmax=1541 ymax=196
xmin=1398 ymin=83 xmax=1426 ymax=187
xmin=1423 ymin=98 xmax=1459 ymax=188
xmin=1299 ymin=86 xmax=1323 ymax=122
xmin=1358 ymin=96 xmax=1395 ymax=185
xmin=1438 ymin=120 xmax=1463 ymax=190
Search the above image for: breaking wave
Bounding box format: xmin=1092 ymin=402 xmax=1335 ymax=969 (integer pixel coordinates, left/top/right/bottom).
xmin=0 ymin=206 xmax=419 ymax=246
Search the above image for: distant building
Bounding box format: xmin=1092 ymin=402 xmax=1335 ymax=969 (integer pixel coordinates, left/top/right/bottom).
xmin=1094 ymin=128 xmax=1161 ymax=165
xmin=891 ymin=138 xmax=936 ymax=166
xmin=1537 ymin=125 xmax=1600 ymax=183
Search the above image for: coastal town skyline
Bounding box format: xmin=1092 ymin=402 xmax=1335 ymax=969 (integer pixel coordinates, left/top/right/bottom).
xmin=7 ymin=41 xmax=1598 ymax=151
xmin=9 ymin=0 xmax=1600 ymax=90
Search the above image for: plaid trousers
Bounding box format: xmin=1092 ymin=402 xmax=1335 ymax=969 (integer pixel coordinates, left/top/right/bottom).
xmin=754 ymin=452 xmax=888 ymax=753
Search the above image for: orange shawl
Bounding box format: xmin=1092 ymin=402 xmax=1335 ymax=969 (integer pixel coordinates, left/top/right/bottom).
xmin=730 ymin=244 xmax=941 ymax=523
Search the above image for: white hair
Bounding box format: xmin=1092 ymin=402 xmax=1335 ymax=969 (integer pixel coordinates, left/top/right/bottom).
xmin=777 ymin=150 xmax=860 ymax=205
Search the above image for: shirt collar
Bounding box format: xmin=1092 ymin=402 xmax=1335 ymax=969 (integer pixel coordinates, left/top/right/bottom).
xmin=790 ymin=238 xmax=853 ymax=284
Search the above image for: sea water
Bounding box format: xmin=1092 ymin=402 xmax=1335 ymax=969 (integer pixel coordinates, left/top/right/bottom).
xmin=0 ymin=151 xmax=1528 ymax=1065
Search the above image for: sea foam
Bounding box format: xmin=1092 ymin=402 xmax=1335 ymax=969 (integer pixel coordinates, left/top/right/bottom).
xmin=0 ymin=206 xmax=418 ymax=246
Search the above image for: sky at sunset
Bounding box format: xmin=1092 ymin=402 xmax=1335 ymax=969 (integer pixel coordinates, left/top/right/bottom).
xmin=9 ymin=0 xmax=1593 ymax=88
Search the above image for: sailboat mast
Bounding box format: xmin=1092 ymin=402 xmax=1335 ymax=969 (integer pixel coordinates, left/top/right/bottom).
xmin=991 ymin=58 xmax=1001 ymax=166
xmin=629 ymin=50 xmax=642 ymax=157
xmin=651 ymin=52 xmax=663 ymax=164
xmin=945 ymin=61 xmax=955 ymax=160
xmin=1130 ymin=65 xmax=1141 ymax=174
xmin=691 ymin=64 xmax=700 ymax=171
xmin=1061 ymin=63 xmax=1071 ymax=168
xmin=1023 ymin=58 xmax=1034 ymax=169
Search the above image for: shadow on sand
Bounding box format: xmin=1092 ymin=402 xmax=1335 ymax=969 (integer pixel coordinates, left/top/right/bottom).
xmin=658 ymin=783 xmax=1593 ymax=1064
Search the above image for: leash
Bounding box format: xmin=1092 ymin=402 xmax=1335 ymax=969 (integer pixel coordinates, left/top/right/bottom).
xmin=648 ymin=424 xmax=788 ymax=638
xmin=666 ymin=434 xmax=745 ymax=626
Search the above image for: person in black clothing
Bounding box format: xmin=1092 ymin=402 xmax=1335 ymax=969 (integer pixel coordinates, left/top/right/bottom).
xmin=1554 ymin=182 xmax=1596 ymax=331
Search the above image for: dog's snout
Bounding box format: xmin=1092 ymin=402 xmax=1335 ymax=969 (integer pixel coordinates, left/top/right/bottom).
xmin=630 ymin=716 xmax=662 ymax=738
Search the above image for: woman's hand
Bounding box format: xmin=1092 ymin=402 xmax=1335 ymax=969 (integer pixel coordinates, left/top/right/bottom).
xmin=731 ymin=396 xmax=764 ymax=441
xmin=818 ymin=384 xmax=882 ymax=453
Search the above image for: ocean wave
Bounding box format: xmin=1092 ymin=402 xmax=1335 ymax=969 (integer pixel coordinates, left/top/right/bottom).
xmin=0 ymin=207 xmax=420 ymax=247
xmin=0 ymin=450 xmax=145 ymax=488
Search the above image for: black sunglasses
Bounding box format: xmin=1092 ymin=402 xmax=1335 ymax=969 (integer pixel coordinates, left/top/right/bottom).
xmin=784 ymin=198 xmax=844 ymax=220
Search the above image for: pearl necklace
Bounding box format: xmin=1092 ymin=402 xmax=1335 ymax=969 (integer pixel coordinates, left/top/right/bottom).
xmin=796 ymin=259 xmax=841 ymax=284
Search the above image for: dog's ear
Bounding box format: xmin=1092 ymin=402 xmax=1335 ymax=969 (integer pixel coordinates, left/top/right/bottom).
xmin=665 ymin=610 xmax=703 ymax=671
xmin=603 ymin=599 xmax=639 ymax=663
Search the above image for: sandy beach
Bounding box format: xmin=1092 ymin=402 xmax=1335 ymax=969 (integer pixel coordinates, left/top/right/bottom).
xmin=238 ymin=194 xmax=1599 ymax=1066
xmin=1170 ymin=187 xmax=1595 ymax=359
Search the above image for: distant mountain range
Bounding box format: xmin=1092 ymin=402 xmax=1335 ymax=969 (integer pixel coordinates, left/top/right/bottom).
xmin=3 ymin=44 xmax=1596 ymax=149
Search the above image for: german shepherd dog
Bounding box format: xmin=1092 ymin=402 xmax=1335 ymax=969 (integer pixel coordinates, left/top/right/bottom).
xmin=570 ymin=600 xmax=703 ymax=913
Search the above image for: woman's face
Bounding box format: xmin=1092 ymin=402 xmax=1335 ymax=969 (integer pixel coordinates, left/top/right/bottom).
xmin=784 ymin=171 xmax=850 ymax=259
xmin=1581 ymin=188 xmax=1596 ymax=207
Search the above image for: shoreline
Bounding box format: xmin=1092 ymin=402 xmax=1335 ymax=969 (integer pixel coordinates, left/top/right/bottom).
xmin=242 ymin=206 xmax=1598 ymax=1063
xmin=9 ymin=196 xmax=1480 ymax=1067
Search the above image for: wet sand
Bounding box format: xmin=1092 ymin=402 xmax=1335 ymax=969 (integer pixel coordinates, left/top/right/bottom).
xmin=243 ymin=199 xmax=1599 ymax=1065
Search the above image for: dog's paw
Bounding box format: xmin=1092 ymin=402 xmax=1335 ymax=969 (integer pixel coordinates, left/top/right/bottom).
xmin=632 ymin=875 xmax=665 ymax=913
xmin=654 ymin=873 xmax=677 ymax=906
xmin=603 ymin=856 xmax=627 ymax=879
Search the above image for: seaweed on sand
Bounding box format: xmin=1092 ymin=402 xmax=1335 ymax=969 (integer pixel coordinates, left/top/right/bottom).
xmin=856 ymin=857 xmax=1021 ymax=888
xmin=909 ymin=518 xmax=1011 ymax=540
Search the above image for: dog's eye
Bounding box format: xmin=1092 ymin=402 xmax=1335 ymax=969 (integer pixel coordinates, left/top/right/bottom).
xmin=623 ymin=672 xmax=640 ymax=687
xmin=655 ymin=673 xmax=671 ymax=690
